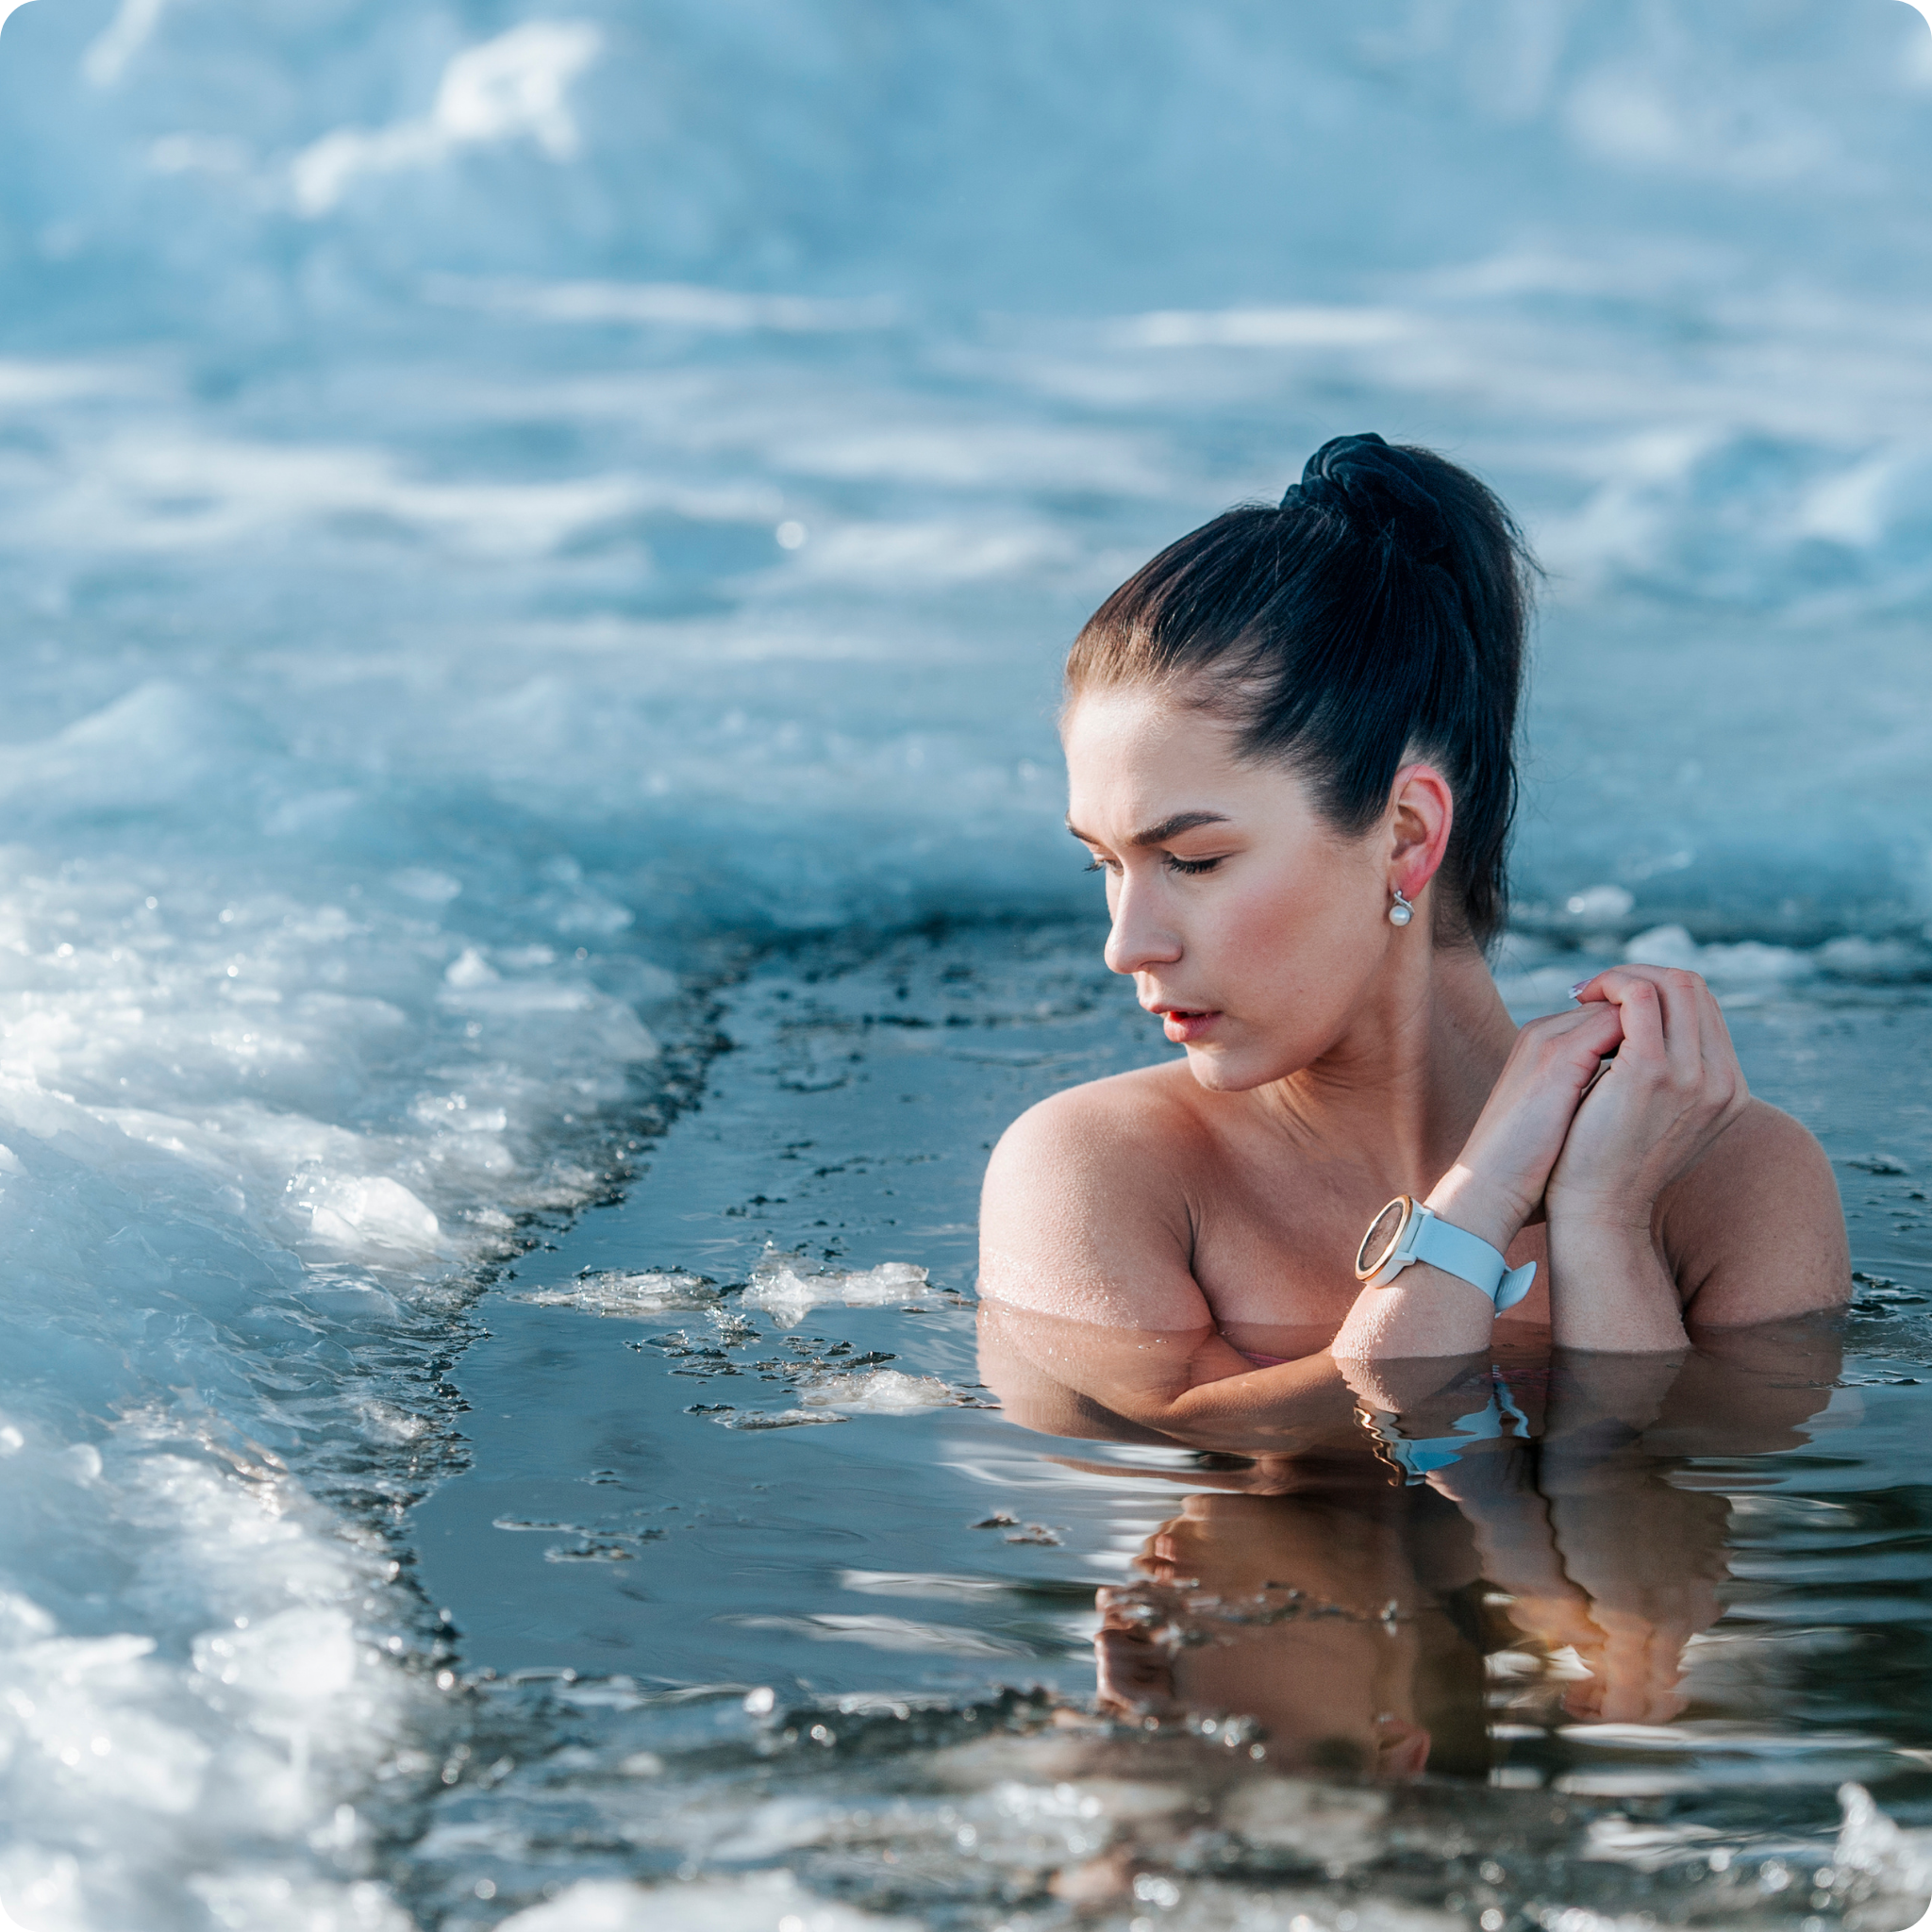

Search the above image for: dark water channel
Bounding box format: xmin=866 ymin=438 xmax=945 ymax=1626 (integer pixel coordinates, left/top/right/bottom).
xmin=402 ymin=924 xmax=1932 ymax=1931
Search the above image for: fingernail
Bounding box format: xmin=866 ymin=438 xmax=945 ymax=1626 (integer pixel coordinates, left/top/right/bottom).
xmin=1567 ymin=981 xmax=1588 ymax=999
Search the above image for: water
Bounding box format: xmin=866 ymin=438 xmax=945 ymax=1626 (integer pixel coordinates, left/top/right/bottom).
xmin=1 ymin=2 xmax=1932 ymax=1924
xmin=401 ymin=927 xmax=1932 ymax=1927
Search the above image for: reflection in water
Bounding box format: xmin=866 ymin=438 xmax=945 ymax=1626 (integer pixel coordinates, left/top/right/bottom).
xmin=980 ymin=1301 xmax=1842 ymax=1783
xmin=1094 ymin=1482 xmax=1481 ymax=1780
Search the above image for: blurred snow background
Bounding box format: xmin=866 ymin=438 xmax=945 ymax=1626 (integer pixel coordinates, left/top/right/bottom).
xmin=0 ymin=1 xmax=1930 ymax=1922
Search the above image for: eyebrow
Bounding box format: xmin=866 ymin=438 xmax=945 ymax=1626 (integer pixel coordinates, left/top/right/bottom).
xmin=1065 ymin=809 xmax=1233 ymax=849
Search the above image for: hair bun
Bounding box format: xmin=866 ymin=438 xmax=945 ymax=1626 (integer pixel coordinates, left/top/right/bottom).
xmin=1280 ymin=431 xmax=1451 ymax=564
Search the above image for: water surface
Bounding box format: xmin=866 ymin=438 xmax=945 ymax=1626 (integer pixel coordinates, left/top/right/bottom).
xmin=402 ymin=924 xmax=1932 ymax=1927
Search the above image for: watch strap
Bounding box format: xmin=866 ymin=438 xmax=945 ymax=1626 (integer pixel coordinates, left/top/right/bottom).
xmin=1358 ymin=1369 xmax=1533 ymax=1484
xmin=1409 ymin=1208 xmax=1537 ymax=1311
xmin=1361 ymin=1392 xmax=1507 ymax=1483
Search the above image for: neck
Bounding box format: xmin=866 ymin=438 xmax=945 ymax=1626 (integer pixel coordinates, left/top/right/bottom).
xmin=1257 ymin=938 xmax=1515 ymax=1193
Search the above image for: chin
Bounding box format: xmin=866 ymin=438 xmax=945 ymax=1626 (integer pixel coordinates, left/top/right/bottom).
xmin=1181 ymin=1010 xmax=1331 ymax=1090
xmin=1183 ymin=1043 xmax=1286 ymax=1092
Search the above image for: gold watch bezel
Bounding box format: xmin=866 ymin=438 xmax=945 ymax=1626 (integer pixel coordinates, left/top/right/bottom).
xmin=1354 ymin=1193 xmax=1416 ymax=1283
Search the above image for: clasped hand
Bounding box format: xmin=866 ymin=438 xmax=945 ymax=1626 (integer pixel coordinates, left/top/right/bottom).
xmin=1431 ymin=964 xmax=1750 ymax=1257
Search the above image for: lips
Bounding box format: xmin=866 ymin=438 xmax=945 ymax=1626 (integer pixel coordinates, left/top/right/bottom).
xmin=1147 ymin=1003 xmax=1221 ymax=1044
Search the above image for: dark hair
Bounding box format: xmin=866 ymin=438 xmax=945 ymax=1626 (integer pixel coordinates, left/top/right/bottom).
xmin=1065 ymin=433 xmax=1536 ymax=949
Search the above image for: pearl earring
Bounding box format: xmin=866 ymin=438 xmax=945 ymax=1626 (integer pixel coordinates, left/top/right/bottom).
xmin=1388 ymin=887 xmax=1414 ymax=927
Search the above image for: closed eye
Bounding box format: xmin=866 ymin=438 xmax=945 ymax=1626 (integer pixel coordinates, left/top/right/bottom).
xmin=1165 ymin=854 xmax=1224 ymax=875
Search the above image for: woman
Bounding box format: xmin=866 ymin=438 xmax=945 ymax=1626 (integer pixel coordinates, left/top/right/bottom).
xmin=978 ymin=433 xmax=1849 ymax=1396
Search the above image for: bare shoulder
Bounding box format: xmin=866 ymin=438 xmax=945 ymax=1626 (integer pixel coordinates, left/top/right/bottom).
xmin=988 ymin=1060 xmax=1206 ymax=1174
xmin=978 ymin=1062 xmax=1213 ymax=1327
xmin=1663 ymin=1097 xmax=1850 ymax=1324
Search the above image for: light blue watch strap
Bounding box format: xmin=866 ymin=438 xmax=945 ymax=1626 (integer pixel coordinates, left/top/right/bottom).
xmin=1363 ymin=1393 xmax=1507 ymax=1481
xmin=1409 ymin=1208 xmax=1537 ymax=1311
xmin=1359 ymin=1368 xmax=1532 ymax=1483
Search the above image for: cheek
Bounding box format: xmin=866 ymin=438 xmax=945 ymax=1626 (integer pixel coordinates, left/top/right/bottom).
xmin=1215 ymin=860 xmax=1367 ymax=991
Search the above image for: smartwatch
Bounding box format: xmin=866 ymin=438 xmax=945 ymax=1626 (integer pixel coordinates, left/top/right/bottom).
xmin=1354 ymin=1195 xmax=1536 ymax=1311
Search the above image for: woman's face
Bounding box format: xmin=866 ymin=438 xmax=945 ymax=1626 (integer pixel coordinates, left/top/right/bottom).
xmin=1062 ymin=681 xmax=1398 ymax=1092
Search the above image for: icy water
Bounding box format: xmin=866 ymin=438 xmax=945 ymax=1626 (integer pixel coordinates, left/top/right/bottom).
xmin=5 ymin=2 xmax=1932 ymax=1924
xmin=385 ymin=925 xmax=1932 ymax=1928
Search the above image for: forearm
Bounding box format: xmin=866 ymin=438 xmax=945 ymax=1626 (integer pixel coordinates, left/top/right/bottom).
xmin=1546 ymin=1216 xmax=1689 ymax=1354
xmin=1330 ymin=1266 xmax=1496 ymax=1358
xmin=1427 ymin=1444 xmax=1579 ymax=1601
xmin=1331 ymin=1166 xmax=1516 ymax=1362
xmin=1121 ymin=1337 xmax=1406 ymax=1459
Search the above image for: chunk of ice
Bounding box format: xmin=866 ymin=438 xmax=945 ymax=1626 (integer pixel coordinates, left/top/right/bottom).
xmin=1624 ymin=925 xmax=1812 ymax=988
xmin=740 ymin=1249 xmax=940 ymax=1327
xmin=494 ymin=1871 xmax=921 ymax=1931
xmin=799 ymin=1369 xmax=960 ymax=1413
xmin=517 ymin=1272 xmax=720 ymax=1318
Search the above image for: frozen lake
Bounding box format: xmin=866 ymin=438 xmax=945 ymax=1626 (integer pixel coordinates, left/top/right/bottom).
xmin=2 ymin=3 xmax=1931 ymax=1925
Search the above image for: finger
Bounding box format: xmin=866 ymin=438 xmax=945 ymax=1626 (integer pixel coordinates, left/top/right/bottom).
xmin=1574 ymin=960 xmax=1698 ymax=1001
xmin=1572 ymin=959 xmax=1702 ymax=1016
xmin=1576 ymin=974 xmax=1669 ymax=1081
xmin=1569 ymin=965 xmax=1626 ymax=1004
xmin=1619 ymin=968 xmax=1740 ymax=1107
xmin=1521 ymin=998 xmax=1627 ymax=1059
xmin=1650 ymin=971 xmax=1707 ymax=1088
xmin=1584 ymin=965 xmax=1750 ymax=1118
xmin=1692 ymin=978 xmax=1750 ymax=1115
xmin=1590 ymin=970 xmax=1667 ymax=1071
xmin=1516 ymin=1003 xmax=1627 ymax=1096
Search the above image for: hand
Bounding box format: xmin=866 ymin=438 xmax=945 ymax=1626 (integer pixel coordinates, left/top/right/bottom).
xmin=1092 ymin=1591 xmax=1178 ymax=1717
xmin=1425 ymin=1000 xmax=1627 ymax=1252
xmin=1546 ymin=965 xmax=1749 ymax=1234
xmin=1539 ymin=1445 xmax=1729 ymax=1724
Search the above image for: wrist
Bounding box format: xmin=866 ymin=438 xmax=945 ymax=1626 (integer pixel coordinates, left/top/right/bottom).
xmin=1423 ymin=1166 xmax=1524 ymax=1256
xmin=1546 ymin=1194 xmax=1658 ymax=1241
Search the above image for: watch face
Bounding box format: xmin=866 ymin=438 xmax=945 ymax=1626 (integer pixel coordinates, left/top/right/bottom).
xmin=1355 ymin=1195 xmax=1412 ymax=1281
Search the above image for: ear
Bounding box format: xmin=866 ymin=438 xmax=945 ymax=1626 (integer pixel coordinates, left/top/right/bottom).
xmin=1373 ymin=1715 xmax=1432 ymax=1782
xmin=1385 ymin=762 xmax=1455 ymax=902
xmin=1092 ymin=1623 xmax=1177 ymax=1717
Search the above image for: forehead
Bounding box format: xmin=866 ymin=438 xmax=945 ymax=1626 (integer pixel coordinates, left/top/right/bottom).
xmin=1062 ymin=684 xmax=1261 ymax=829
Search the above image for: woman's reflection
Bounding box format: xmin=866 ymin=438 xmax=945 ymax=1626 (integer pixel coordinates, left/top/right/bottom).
xmin=1094 ymin=1482 xmax=1483 ymax=1780
xmin=980 ymin=1305 xmax=1841 ymax=1779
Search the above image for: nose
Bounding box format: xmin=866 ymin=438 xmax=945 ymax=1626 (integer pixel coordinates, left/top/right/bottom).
xmin=1103 ymin=874 xmax=1182 ymax=978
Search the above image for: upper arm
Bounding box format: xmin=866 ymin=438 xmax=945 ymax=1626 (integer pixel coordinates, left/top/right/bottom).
xmin=975 ymin=1080 xmax=1356 ymax=1444
xmin=1670 ymin=1101 xmax=1850 ymax=1327
xmin=976 ymin=1076 xmax=1213 ymax=1330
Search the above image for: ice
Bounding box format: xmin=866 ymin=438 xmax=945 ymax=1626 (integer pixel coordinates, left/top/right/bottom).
xmin=440 ymin=276 xmax=899 ymax=333
xmin=1835 ymin=1782 xmax=1932 ymax=1897
xmin=191 ymin=1874 xmax=414 ymax=1932
xmin=80 ymin=0 xmax=165 ymax=91
xmin=702 ymin=1407 xmax=844 ymax=1431
xmin=1818 ymin=935 xmax=1932 ymax=983
xmin=1565 ymin=886 xmax=1637 ymax=925
xmin=1220 ymin=1778 xmax=1388 ymax=1870
xmin=798 ymin=1370 xmax=962 ymax=1413
xmin=740 ymin=1250 xmax=943 ymax=1327
xmin=495 ymin=1872 xmax=921 ymax=1931
xmin=517 ymin=1271 xmax=719 ymax=1318
xmin=1624 ymin=925 xmax=1815 ymax=989
xmin=0 ymin=677 xmax=676 ymax=1918
xmin=290 ymin=23 xmax=603 ymax=218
